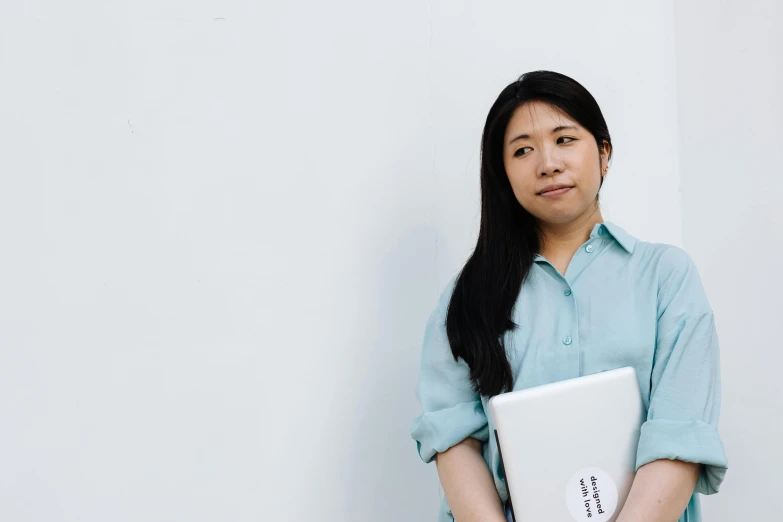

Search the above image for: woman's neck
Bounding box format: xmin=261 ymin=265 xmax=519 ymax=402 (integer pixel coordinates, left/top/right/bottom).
xmin=538 ymin=208 xmax=604 ymax=275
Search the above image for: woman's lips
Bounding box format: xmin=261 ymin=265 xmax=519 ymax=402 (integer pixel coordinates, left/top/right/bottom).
xmin=538 ymin=186 xmax=573 ymax=198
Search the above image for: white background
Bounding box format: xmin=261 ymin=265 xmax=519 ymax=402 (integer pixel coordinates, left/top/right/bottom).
xmin=0 ymin=0 xmax=777 ymax=521
xmin=674 ymin=1 xmax=783 ymax=519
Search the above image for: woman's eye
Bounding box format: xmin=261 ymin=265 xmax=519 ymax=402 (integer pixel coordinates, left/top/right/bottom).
xmin=515 ymin=137 xmax=575 ymax=157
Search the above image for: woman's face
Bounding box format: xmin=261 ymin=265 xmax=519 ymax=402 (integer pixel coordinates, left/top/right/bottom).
xmin=502 ymin=101 xmax=610 ymax=226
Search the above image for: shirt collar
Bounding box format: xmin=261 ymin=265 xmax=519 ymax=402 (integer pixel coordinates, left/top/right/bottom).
xmin=590 ymin=221 xmax=637 ymax=254
xmin=533 ymin=221 xmax=637 ymax=262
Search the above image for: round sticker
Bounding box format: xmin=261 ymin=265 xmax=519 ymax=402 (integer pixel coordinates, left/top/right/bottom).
xmin=565 ymin=467 xmax=618 ymax=521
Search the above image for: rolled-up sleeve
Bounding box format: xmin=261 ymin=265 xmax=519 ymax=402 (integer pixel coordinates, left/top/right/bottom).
xmin=410 ymin=284 xmax=489 ymax=464
xmin=636 ymin=247 xmax=728 ymax=494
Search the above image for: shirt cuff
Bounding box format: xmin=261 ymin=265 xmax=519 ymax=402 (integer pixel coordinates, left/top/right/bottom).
xmin=636 ymin=419 xmax=728 ymax=495
xmin=410 ymin=400 xmax=488 ymax=463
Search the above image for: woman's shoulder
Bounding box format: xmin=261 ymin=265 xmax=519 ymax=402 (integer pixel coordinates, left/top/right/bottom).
xmin=630 ymin=239 xmax=703 ymax=291
xmin=633 ymin=241 xmax=714 ymax=319
xmin=634 ymin=239 xmax=692 ymax=262
xmin=602 ymin=222 xmax=697 ymax=275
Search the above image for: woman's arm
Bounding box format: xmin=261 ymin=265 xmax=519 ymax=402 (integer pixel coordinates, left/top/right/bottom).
xmin=621 ymin=247 xmax=728 ymax=520
xmin=615 ymin=459 xmax=700 ymax=522
xmin=411 ymin=294 xmax=505 ymax=521
xmin=435 ymin=437 xmax=507 ymax=522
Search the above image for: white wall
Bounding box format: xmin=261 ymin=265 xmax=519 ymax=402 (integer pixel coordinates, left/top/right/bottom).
xmin=674 ymin=0 xmax=783 ymax=518
xmin=0 ymin=1 xmax=702 ymax=521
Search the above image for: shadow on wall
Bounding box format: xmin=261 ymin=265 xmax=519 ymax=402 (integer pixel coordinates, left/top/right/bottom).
xmin=339 ymin=223 xmax=445 ymax=522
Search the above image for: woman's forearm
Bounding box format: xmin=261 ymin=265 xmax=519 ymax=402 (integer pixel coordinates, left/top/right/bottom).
xmin=616 ymin=459 xmax=700 ymax=522
xmin=435 ymin=437 xmax=507 ymax=522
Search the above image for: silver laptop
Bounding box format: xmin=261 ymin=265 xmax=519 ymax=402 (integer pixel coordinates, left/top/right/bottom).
xmin=488 ymin=366 xmax=644 ymax=522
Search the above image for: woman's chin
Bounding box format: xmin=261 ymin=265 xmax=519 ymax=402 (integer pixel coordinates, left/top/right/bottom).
xmin=536 ymin=209 xmax=583 ymax=225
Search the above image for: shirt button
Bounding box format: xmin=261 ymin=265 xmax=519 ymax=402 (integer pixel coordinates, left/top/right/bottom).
xmin=585 ymin=244 xmax=594 ymax=253
xmin=564 ymin=289 xmax=572 ymax=296
xmin=563 ymin=336 xmax=572 ymax=346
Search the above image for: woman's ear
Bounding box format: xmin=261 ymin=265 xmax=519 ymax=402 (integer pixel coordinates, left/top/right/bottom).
xmin=601 ymin=140 xmax=612 ymax=173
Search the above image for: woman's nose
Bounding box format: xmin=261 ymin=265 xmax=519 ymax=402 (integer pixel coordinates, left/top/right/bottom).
xmin=539 ymin=146 xmax=565 ymax=176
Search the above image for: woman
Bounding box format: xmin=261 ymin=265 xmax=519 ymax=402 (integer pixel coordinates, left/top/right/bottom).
xmin=410 ymin=70 xmax=728 ymax=522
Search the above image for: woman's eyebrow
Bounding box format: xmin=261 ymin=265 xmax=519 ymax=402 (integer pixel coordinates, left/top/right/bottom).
xmin=507 ymin=125 xmax=579 ymax=145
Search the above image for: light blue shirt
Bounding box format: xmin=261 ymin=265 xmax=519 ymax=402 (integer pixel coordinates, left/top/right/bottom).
xmin=410 ymin=222 xmax=728 ymax=522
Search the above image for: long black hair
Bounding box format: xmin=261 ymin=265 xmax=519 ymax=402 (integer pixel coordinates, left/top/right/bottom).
xmin=445 ymin=70 xmax=613 ymax=397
